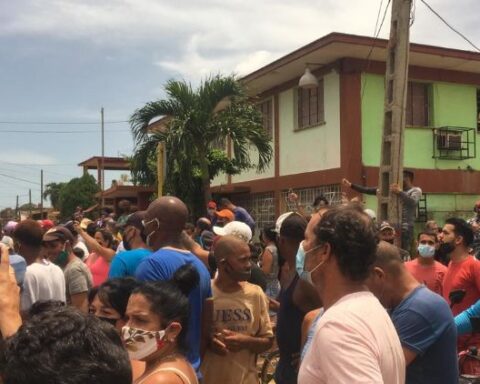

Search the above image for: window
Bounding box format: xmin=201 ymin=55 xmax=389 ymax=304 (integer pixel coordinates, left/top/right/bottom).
xmin=257 ymin=99 xmax=273 ymax=137
xmin=476 ymin=89 xmax=480 ymax=132
xmin=406 ymin=82 xmax=430 ymax=127
xmin=296 ymin=79 xmax=325 ymax=130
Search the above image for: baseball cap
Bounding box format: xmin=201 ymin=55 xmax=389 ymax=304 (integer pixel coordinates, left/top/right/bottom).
xmin=79 ymin=218 xmax=93 ymax=230
xmin=274 ymin=212 xmax=294 ymax=234
xmin=213 ymin=221 xmax=252 ymax=243
xmin=215 ymin=209 xmax=235 ymax=222
xmin=41 ymin=220 xmax=54 ymax=231
xmin=207 ymin=201 xmax=217 ymax=209
xmin=4 ymin=221 xmax=18 ymax=234
xmin=124 ymin=211 xmax=146 ymax=230
xmin=379 ymin=221 xmax=394 ymax=232
xmin=43 ymin=226 xmax=75 ymax=243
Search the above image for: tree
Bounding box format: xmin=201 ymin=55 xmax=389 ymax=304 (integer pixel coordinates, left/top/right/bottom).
xmin=43 ymin=182 xmax=66 ymax=210
xmin=130 ymin=75 xmax=273 ymax=216
xmin=58 ymin=174 xmax=100 ymax=219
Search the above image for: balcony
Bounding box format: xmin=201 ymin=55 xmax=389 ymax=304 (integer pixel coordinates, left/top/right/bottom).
xmin=432 ymin=126 xmax=476 ymax=160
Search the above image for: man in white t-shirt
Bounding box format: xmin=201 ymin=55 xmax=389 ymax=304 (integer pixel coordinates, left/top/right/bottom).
xmin=12 ymin=220 xmax=66 ymax=312
xmin=298 ymin=205 xmax=405 ymax=384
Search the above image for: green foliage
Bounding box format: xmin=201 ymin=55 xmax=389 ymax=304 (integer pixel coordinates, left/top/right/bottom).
xmin=129 ymin=74 xmax=273 ymax=216
xmin=43 ymin=182 xmax=66 ymax=210
xmin=58 ymin=174 xmax=100 ymax=219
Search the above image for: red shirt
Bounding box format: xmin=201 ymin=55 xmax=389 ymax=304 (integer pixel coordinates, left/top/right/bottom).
xmin=443 ymin=255 xmax=480 ymax=350
xmin=405 ymin=258 xmax=447 ymax=295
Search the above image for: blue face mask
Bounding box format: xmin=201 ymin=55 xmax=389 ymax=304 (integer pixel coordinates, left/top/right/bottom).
xmin=295 ymin=241 xmax=323 ymax=284
xmin=418 ymin=244 xmax=435 ymax=258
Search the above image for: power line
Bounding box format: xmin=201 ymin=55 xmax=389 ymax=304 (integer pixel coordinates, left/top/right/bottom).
xmin=0 ymin=120 xmax=128 ymax=125
xmin=0 ymin=129 xmax=131 ymax=134
xmin=0 ymin=172 xmax=40 ymax=185
xmin=361 ymin=0 xmax=392 ymax=99
xmin=419 ymin=0 xmax=480 ymax=52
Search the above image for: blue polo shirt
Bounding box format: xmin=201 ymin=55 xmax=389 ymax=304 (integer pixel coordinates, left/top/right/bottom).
xmin=391 ymin=285 xmax=458 ymax=384
xmin=108 ymin=248 xmax=152 ymax=278
xmin=135 ymin=248 xmax=212 ymax=374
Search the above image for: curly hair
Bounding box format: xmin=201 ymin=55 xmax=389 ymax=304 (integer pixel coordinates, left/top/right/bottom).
xmin=2 ymin=307 xmax=131 ymax=384
xmin=313 ymin=204 xmax=378 ymax=282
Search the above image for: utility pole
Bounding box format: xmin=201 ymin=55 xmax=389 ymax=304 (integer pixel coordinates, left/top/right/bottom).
xmin=377 ymin=0 xmax=413 ymax=234
xmin=101 ymin=107 xmax=105 ymax=208
xmin=29 ymin=189 xmax=32 ymax=218
xmin=15 ymin=195 xmax=19 ymax=220
xmin=40 ymin=169 xmax=44 ymax=219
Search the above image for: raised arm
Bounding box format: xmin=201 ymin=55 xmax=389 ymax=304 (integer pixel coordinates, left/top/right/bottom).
xmin=342 ymin=178 xmax=377 ymax=196
xmin=74 ymin=224 xmax=116 ymax=262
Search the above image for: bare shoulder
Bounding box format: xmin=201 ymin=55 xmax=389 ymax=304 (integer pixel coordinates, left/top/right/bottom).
xmin=140 ymin=361 xmax=197 ymax=384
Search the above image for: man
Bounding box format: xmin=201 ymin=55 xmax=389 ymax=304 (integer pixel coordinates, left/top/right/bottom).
xmin=275 ymin=213 xmax=321 ymax=384
xmin=108 ymin=211 xmax=151 ymax=278
xmin=219 ymin=198 xmax=255 ymax=232
xmin=135 ymin=196 xmax=212 ymax=376
xmin=367 ymin=241 xmax=457 ymax=384
xmin=298 ymin=205 xmax=405 ymax=383
xmin=13 ymin=220 xmax=66 ymax=311
xmin=390 ymin=170 xmax=422 ymax=251
xmin=193 ymin=217 xmax=212 ymax=246
xmin=215 ymin=208 xmax=235 ymax=227
xmin=116 ymin=199 xmax=132 ymax=227
xmin=405 ymin=231 xmax=447 ymax=295
xmin=468 ymin=200 xmax=480 ymax=258
xmin=206 ymin=200 xmax=218 ymax=226
xmin=378 ymin=221 xmax=410 ymax=261
xmin=43 ymin=226 xmax=92 ymax=314
xmin=343 ymin=170 xmax=422 ymax=251
xmin=440 ymin=218 xmax=480 ymax=355
xmin=201 ymin=236 xmax=273 ymax=384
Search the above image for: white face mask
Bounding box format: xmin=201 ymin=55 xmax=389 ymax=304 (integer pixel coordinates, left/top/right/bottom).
xmin=122 ymin=326 xmax=167 ymax=361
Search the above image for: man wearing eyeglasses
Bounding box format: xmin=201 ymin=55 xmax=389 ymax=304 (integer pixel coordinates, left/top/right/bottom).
xmin=135 ymin=196 xmax=212 ymax=379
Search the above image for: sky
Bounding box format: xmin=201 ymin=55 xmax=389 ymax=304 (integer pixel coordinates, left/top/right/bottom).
xmin=0 ymin=0 xmax=478 ymax=209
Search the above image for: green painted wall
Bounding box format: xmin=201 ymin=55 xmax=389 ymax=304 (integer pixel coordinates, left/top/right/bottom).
xmin=361 ymin=74 xmax=478 ymax=170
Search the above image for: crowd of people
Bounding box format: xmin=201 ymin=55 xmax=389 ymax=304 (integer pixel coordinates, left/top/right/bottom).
xmin=2 ymin=176 xmax=480 ymax=384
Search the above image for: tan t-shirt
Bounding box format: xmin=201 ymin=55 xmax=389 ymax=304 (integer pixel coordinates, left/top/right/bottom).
xmin=201 ymin=281 xmax=273 ymax=384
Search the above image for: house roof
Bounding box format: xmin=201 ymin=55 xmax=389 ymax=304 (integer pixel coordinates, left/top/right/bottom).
xmin=78 ymin=156 xmax=130 ymax=170
xmin=241 ymin=32 xmax=480 ymax=96
xmin=97 ymin=184 xmax=156 ymax=199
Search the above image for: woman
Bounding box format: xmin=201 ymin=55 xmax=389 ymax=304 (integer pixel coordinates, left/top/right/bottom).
xmin=89 ymin=278 xmax=145 ymax=381
xmin=76 ymin=224 xmax=116 ymax=286
xmin=123 ymin=264 xmax=199 ymax=384
xmin=90 ymin=277 xmax=140 ymax=332
xmin=260 ymin=227 xmax=281 ymax=305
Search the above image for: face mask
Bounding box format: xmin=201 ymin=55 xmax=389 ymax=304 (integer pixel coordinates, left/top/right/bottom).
xmin=417 ymin=244 xmax=435 ymax=258
xmin=54 ymin=248 xmax=68 ymax=268
xmin=98 ymin=316 xmax=120 ymax=327
xmin=296 ymin=241 xmax=323 ymax=279
xmin=143 ymin=218 xmax=159 ymax=248
xmin=122 ymin=326 xmax=167 ymax=361
xmin=300 ymin=259 xmax=325 ymax=285
xmin=439 ymin=242 xmax=455 ymax=255
xmin=224 ymin=260 xmax=252 ymax=282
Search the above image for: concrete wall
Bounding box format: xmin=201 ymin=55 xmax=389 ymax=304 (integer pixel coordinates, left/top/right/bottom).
xmin=279 ymin=71 xmax=341 ymax=176
xmin=361 ymin=74 xmax=478 ymax=169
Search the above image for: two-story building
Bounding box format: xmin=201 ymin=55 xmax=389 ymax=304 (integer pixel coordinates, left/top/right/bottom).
xmin=210 ymin=32 xmax=480 ymax=231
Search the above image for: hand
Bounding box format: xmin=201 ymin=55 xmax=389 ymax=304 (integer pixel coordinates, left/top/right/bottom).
xmin=210 ymin=333 xmax=228 ymax=356
xmin=390 ymin=183 xmax=401 ymax=194
xmin=222 ymin=329 xmax=250 ymax=352
xmin=342 ymin=178 xmax=352 ymax=188
xmin=73 ymin=221 xmax=82 ymax=232
xmin=0 ymin=244 xmax=22 ymax=338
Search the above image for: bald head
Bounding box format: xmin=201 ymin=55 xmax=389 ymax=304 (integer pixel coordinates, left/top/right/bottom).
xmin=373 ymin=241 xmax=404 ymax=275
xmin=214 ymin=235 xmax=249 ymax=263
xmin=146 ymin=196 xmax=189 ymax=233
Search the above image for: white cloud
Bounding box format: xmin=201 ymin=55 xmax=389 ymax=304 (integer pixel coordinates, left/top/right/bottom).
xmin=1 ymin=0 xmax=479 ymax=85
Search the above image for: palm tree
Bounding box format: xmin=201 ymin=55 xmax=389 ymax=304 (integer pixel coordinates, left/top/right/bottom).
xmin=43 ymin=182 xmax=66 ymax=210
xmin=130 ymin=75 xmax=273 ymax=216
